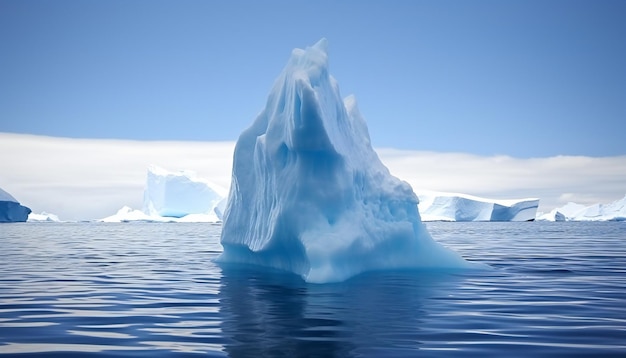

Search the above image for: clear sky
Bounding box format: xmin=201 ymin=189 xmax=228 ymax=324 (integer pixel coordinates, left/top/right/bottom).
xmin=1 ymin=0 xmax=625 ymax=157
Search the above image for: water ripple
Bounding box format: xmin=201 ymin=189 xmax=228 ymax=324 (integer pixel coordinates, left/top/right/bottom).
xmin=0 ymin=222 xmax=625 ymax=357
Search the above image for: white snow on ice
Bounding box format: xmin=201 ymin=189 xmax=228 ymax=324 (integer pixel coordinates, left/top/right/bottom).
xmin=0 ymin=187 xmax=19 ymax=203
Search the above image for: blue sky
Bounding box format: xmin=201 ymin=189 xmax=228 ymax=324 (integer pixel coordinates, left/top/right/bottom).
xmin=1 ymin=0 xmax=625 ymax=157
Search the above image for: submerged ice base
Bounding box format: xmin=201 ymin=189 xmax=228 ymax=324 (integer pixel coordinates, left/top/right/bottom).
xmin=218 ymin=39 xmax=481 ymax=283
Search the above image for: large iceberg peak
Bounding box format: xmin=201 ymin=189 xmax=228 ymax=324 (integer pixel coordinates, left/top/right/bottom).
xmin=285 ymin=38 xmax=329 ymax=83
xmin=219 ymin=40 xmax=476 ymax=283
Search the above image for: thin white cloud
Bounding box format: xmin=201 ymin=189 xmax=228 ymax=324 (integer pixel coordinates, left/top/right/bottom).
xmin=1 ymin=133 xmax=625 ymax=221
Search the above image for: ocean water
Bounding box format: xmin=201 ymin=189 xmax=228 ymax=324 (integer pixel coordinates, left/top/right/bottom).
xmin=1 ymin=222 xmax=625 ymax=357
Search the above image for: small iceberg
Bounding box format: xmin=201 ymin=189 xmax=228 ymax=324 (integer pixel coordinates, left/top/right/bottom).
xmin=100 ymin=165 xmax=227 ymax=223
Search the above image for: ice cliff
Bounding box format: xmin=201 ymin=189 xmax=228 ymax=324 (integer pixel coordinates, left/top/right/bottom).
xmin=218 ymin=39 xmax=479 ymax=283
xmin=417 ymin=191 xmax=539 ymax=221
xmin=537 ymin=195 xmax=626 ymax=221
xmin=0 ymin=187 xmax=31 ymax=223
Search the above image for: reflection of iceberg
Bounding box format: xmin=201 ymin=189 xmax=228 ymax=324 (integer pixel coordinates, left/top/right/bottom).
xmin=101 ymin=165 xmax=227 ymax=222
xmin=218 ymin=39 xmax=481 ymax=283
xmin=537 ymin=195 xmax=626 ymax=221
xmin=219 ymin=266 xmax=353 ymax=357
xmin=219 ymin=265 xmax=459 ymax=356
xmin=417 ymin=191 xmax=539 ymax=221
xmin=0 ymin=187 xmax=31 ymax=223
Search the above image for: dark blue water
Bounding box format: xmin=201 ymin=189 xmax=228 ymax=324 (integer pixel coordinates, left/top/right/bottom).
xmin=1 ymin=222 xmax=625 ymax=357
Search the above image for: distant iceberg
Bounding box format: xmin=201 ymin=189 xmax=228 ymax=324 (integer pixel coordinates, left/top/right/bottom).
xmin=101 ymin=165 xmax=227 ymax=223
xmin=142 ymin=165 xmax=226 ymax=219
xmin=0 ymin=187 xmax=31 ymax=223
xmin=417 ymin=191 xmax=539 ymax=221
xmin=100 ymin=206 xmax=158 ymax=223
xmin=218 ymin=39 xmax=481 ymax=283
xmin=28 ymin=212 xmax=61 ymax=222
xmin=536 ymin=202 xmax=587 ymax=222
xmin=537 ymin=195 xmax=626 ymax=221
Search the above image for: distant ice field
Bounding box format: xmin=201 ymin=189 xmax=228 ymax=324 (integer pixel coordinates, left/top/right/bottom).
xmin=1 ymin=222 xmax=625 ymax=357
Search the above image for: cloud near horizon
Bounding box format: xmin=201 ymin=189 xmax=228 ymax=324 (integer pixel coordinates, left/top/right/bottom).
xmin=1 ymin=133 xmax=625 ymax=221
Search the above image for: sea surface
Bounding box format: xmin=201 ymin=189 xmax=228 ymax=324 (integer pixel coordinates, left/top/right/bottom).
xmin=1 ymin=221 xmax=625 ymax=357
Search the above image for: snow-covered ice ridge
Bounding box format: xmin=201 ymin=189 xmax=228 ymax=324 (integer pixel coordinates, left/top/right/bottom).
xmin=537 ymin=195 xmax=626 ymax=221
xmin=101 ymin=165 xmax=227 ymax=222
xmin=218 ymin=39 xmax=483 ymax=283
xmin=0 ymin=187 xmax=31 ymax=222
xmin=417 ymin=191 xmax=539 ymax=221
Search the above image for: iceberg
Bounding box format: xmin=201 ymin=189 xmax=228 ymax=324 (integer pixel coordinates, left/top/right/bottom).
xmin=537 ymin=195 xmax=626 ymax=221
xmin=28 ymin=211 xmax=61 ymax=222
xmin=536 ymin=202 xmax=587 ymax=222
xmin=536 ymin=209 xmax=566 ymax=222
xmin=143 ymin=165 xmax=226 ymax=219
xmin=100 ymin=206 xmax=159 ymax=223
xmin=218 ymin=39 xmax=479 ymax=283
xmin=417 ymin=191 xmax=539 ymax=221
xmin=0 ymin=187 xmax=31 ymax=223
xmin=100 ymin=165 xmax=227 ymax=222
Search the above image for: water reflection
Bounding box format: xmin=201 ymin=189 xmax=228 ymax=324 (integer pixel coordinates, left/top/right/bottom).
xmin=218 ymin=265 xmax=463 ymax=357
